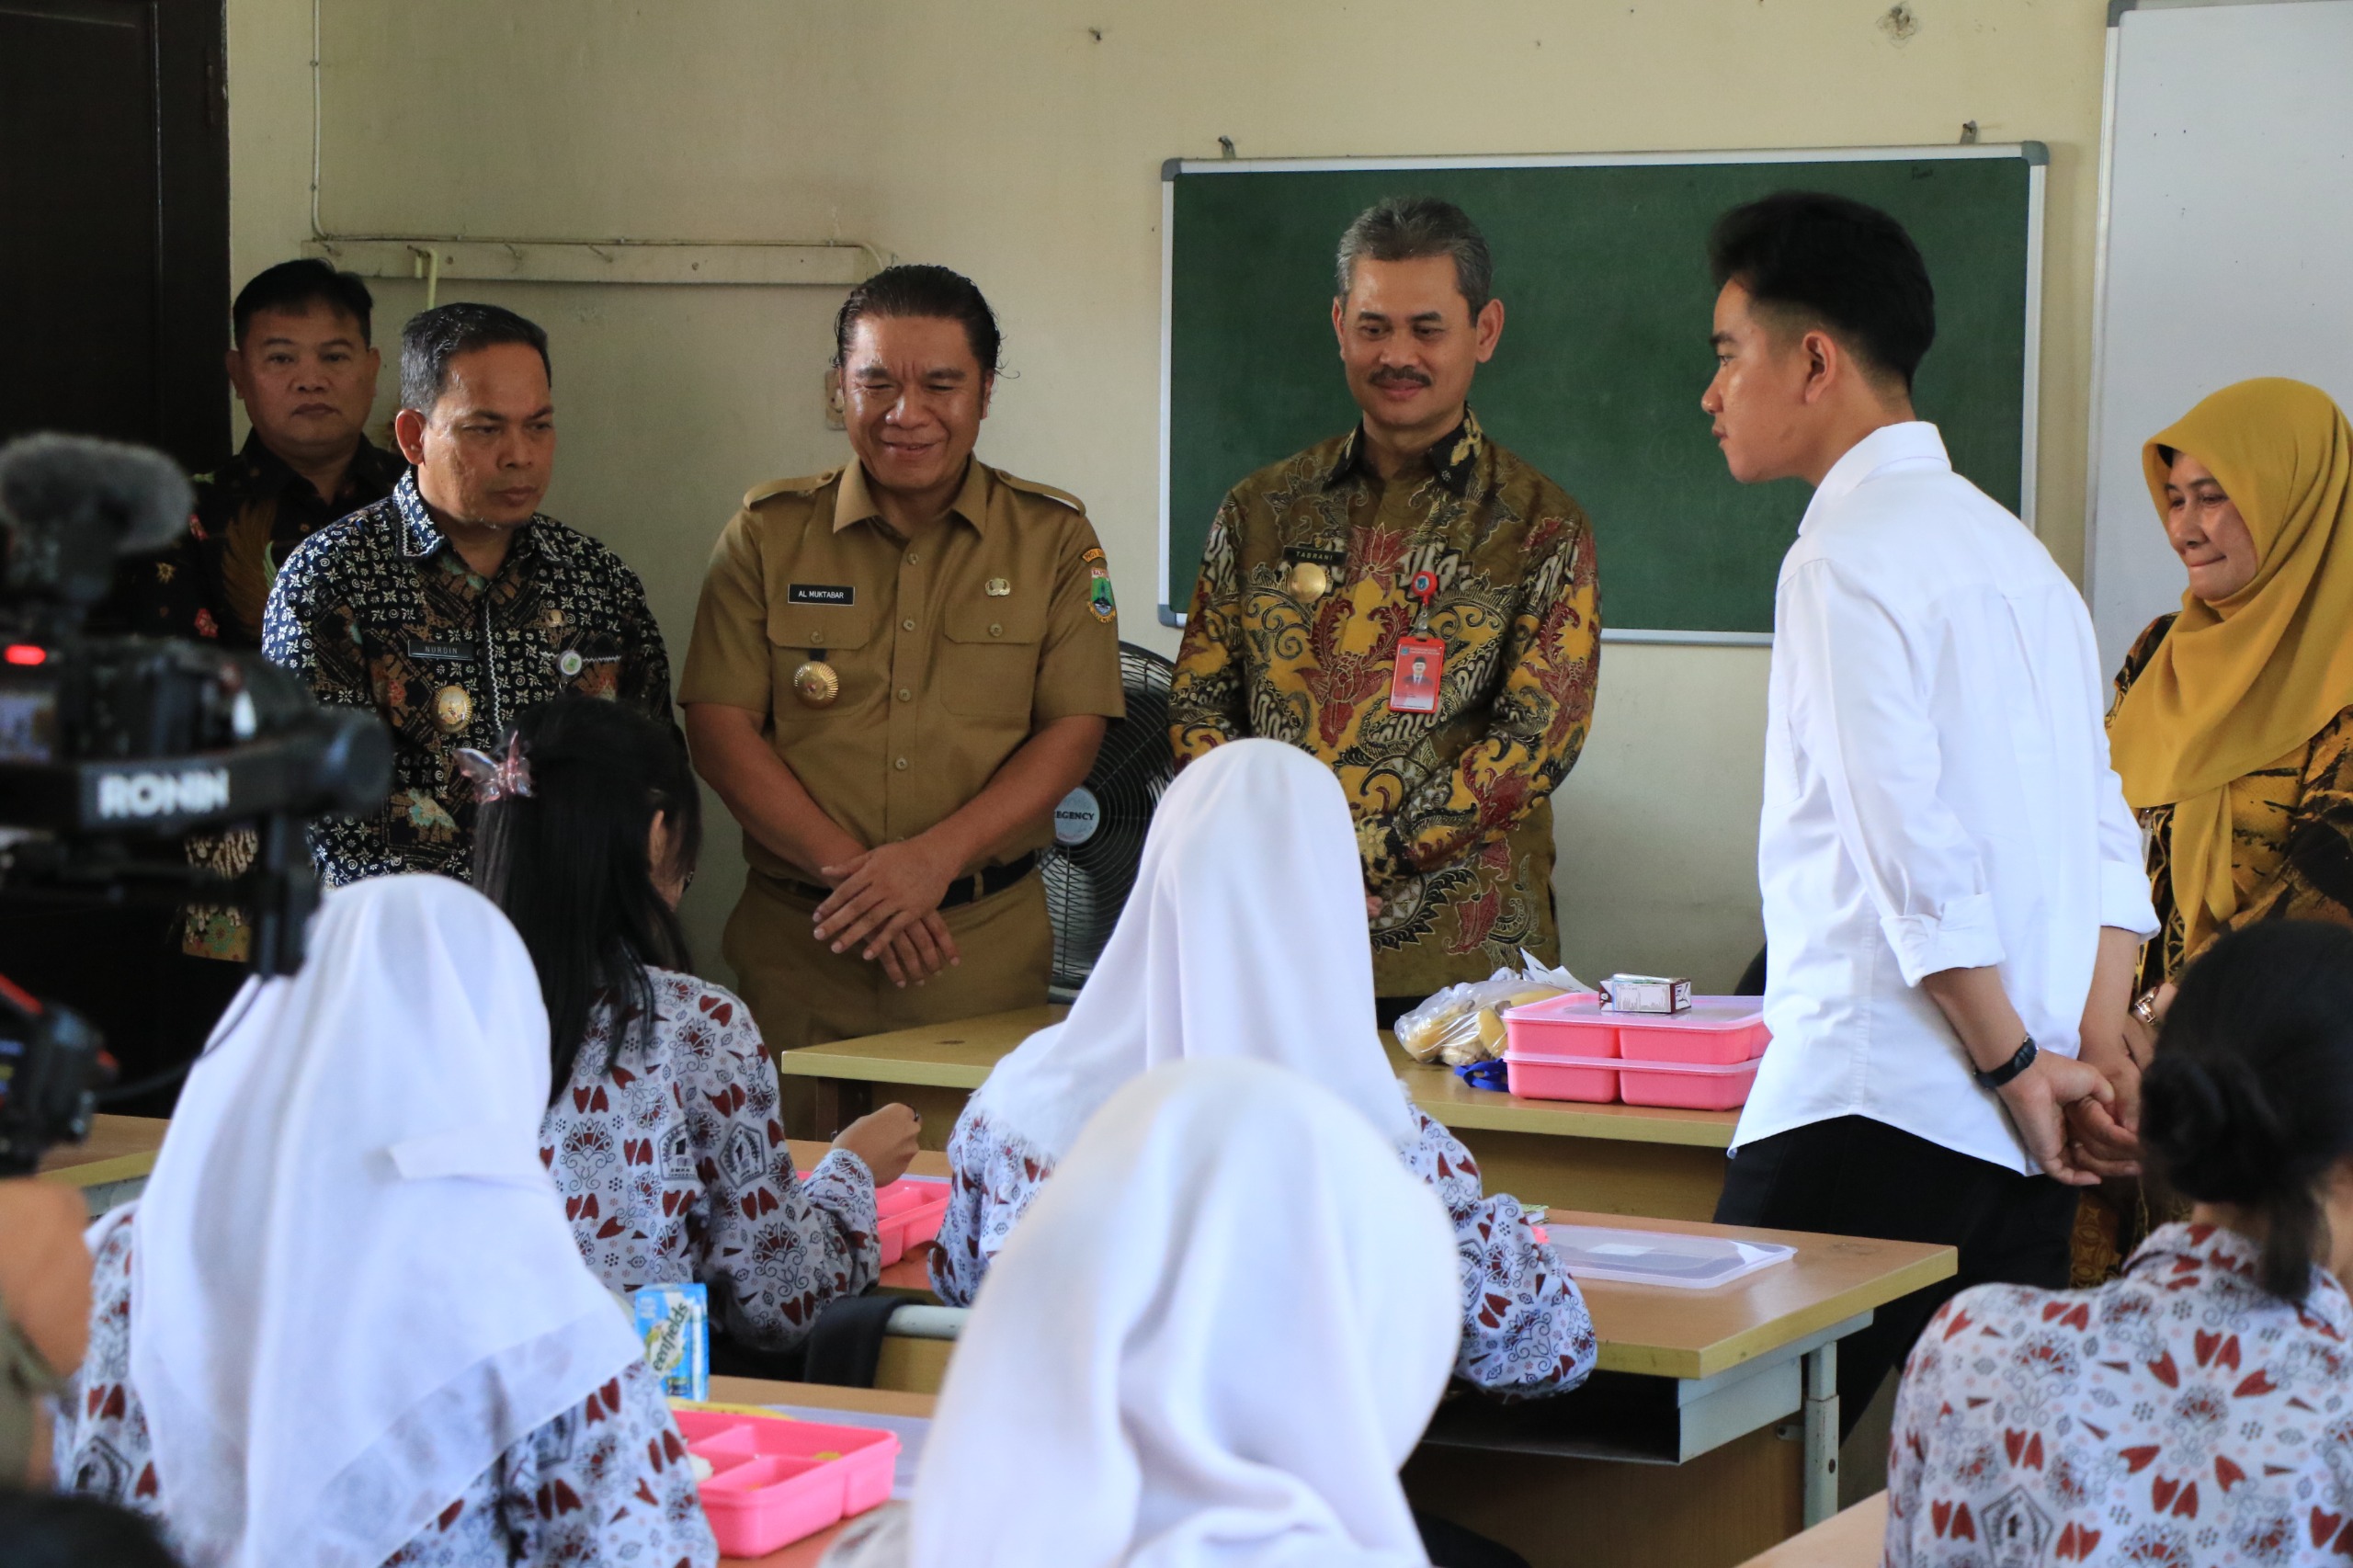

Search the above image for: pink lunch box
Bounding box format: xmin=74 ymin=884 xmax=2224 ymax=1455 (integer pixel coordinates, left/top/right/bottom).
xmin=675 ymin=1408 xmax=899 ymax=1557
xmin=1503 ymin=994 xmax=1770 ymax=1108
xmin=799 ymin=1173 xmax=951 ymax=1267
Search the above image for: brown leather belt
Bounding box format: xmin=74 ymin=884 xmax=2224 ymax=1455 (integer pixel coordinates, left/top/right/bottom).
xmin=779 ymin=850 xmax=1039 ymax=912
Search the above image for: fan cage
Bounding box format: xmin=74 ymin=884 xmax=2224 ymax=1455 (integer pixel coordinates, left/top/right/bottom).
xmin=1043 ymin=643 xmax=1175 ymax=996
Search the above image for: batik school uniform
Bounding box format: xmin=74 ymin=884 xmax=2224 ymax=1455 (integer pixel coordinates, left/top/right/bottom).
xmin=104 ymin=876 xmax=714 ymax=1568
xmin=935 ymin=738 xmax=1598 ymax=1399
xmin=1886 ymin=1221 xmax=2353 ymax=1565
xmin=828 ymin=1058 xmax=1461 ymax=1568
xmin=60 ymin=1208 xmax=716 ymax=1567
xmin=540 ymin=967 xmax=881 ymax=1350
xmin=934 ymin=1081 xmax=1597 ymax=1396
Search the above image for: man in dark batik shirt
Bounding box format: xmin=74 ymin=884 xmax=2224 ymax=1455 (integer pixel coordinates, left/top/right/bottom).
xmin=263 ymin=302 xmax=671 ymax=886
xmin=134 ymin=261 xmax=406 ymax=650
xmin=134 ymin=263 xmax=409 ymax=966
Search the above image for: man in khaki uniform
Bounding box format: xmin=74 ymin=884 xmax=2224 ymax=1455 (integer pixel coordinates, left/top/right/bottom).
xmin=683 ymin=266 xmax=1122 ymax=1083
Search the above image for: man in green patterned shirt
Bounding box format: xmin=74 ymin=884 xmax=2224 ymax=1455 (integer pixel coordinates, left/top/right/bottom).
xmin=1169 ymin=197 xmax=1602 ymax=1012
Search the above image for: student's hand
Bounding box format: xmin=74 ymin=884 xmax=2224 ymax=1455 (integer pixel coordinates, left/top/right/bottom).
xmin=832 ymin=1104 xmax=922 ymax=1188
xmin=1996 ymin=1053 xmax=2115 ymax=1187
xmin=814 ymin=838 xmax=962 ymax=961
xmin=873 ymin=913 xmax=961 ymax=989
xmin=0 ymin=1179 xmax=95 ymax=1384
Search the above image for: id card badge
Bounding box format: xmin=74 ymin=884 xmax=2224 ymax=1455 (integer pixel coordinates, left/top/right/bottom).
xmin=1389 ymin=635 xmax=1445 ymax=713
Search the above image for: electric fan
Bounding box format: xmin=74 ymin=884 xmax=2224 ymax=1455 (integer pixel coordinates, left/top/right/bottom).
xmin=1042 ymin=641 xmax=1176 ymax=998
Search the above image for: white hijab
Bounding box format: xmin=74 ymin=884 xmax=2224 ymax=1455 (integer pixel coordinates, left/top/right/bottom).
xmin=912 ymin=1056 xmax=1458 ymax=1568
xmin=130 ymin=874 xmax=643 ymax=1568
xmin=969 ymin=738 xmax=1415 ymax=1157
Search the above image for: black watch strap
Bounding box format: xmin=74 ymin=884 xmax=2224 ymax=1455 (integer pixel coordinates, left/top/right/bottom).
xmin=1973 ymin=1036 xmax=2038 ymax=1090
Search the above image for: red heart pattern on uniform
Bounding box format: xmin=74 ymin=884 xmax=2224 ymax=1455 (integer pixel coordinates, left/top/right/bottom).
xmin=1886 ymin=1223 xmax=2351 ymax=1566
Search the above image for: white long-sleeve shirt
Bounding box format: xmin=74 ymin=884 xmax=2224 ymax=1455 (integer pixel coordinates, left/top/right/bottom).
xmin=1735 ymin=422 xmax=2158 ymax=1176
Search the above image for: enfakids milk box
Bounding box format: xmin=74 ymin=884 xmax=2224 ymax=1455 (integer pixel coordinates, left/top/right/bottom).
xmin=633 ymin=1282 xmax=710 ymax=1401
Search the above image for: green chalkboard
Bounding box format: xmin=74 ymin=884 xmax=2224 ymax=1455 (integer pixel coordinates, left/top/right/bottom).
xmin=1160 ymin=149 xmax=2042 ymax=636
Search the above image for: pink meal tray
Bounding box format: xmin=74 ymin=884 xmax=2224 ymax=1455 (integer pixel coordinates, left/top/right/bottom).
xmin=675 ymin=1408 xmax=899 ymax=1557
xmin=1504 ymin=993 xmax=1769 ymax=1064
xmin=1503 ymin=1048 xmax=1763 ymax=1110
xmin=1502 ymin=994 xmax=1770 ymax=1108
xmin=798 ymin=1173 xmax=950 ymax=1267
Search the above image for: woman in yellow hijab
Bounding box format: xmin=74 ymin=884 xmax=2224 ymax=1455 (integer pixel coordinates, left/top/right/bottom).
xmin=2075 ymin=378 xmax=2353 ymax=1288
xmin=2108 ymin=376 xmax=2353 ymax=998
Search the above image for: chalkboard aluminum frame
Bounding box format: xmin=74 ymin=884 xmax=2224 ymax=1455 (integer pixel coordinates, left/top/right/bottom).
xmin=1156 ymin=144 xmax=2048 ymax=644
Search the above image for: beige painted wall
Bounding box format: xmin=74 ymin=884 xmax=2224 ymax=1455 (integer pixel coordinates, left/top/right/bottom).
xmin=225 ymin=0 xmax=2108 ymax=994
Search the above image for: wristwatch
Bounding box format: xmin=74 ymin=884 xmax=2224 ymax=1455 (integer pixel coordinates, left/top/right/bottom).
xmin=1973 ymin=1036 xmax=2039 ymax=1090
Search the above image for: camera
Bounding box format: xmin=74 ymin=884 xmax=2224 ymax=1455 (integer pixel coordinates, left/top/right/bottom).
xmin=0 ymin=433 xmax=393 ymax=1174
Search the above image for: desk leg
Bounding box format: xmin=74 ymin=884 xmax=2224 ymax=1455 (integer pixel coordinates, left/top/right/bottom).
xmin=1802 ymin=1341 xmax=1838 ymax=1528
xmin=807 ymin=1077 xmax=846 ymax=1141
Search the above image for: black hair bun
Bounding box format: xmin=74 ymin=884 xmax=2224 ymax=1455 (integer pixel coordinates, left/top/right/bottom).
xmin=2142 ymin=1052 xmax=2291 ymax=1205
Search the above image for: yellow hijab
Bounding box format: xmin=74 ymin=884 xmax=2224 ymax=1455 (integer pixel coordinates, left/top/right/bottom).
xmin=2109 ymin=377 xmax=2353 ymax=953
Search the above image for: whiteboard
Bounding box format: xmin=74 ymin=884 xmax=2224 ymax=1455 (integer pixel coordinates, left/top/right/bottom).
xmin=2087 ymin=0 xmax=2353 ymax=674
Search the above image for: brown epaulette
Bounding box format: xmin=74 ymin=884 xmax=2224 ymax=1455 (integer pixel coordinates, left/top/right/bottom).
xmin=993 ymin=469 xmax=1087 ymax=516
xmin=743 ymin=468 xmax=843 ymax=509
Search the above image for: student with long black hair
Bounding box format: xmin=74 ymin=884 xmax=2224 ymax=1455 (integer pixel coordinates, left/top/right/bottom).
xmin=1886 ymin=920 xmax=2353 ymax=1563
xmin=475 ymin=696 xmax=920 ymax=1355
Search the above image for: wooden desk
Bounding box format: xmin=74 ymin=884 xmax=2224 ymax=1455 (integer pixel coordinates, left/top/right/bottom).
xmin=858 ymin=1209 xmax=1948 ymax=1568
xmin=1738 ymin=1492 xmax=1884 ymax=1567
xmin=697 ymin=1381 xmax=1895 ymax=1568
xmin=779 ymin=1007 xmax=1738 ymax=1219
xmin=691 ymin=1386 xmax=1899 ymax=1568
xmin=35 ymin=1114 xmax=166 ymax=1214
xmin=1404 ymin=1213 xmax=1938 ymax=1568
xmin=702 ymin=1378 xmax=933 ymax=1568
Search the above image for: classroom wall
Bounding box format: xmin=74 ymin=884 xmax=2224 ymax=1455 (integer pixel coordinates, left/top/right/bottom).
xmin=224 ymin=0 xmax=2109 ymax=994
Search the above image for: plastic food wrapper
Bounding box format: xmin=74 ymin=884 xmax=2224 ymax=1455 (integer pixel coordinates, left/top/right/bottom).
xmin=634 ymin=1281 xmax=709 ymax=1401
xmin=1453 ymin=1058 xmax=1508 ymax=1093
xmin=1395 ymin=952 xmax=1589 ymax=1067
xmin=1544 ymin=1225 xmax=1793 ymax=1289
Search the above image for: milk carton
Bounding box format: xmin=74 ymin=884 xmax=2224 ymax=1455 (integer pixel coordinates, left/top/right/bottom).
xmin=632 ymin=1282 xmax=709 ymax=1401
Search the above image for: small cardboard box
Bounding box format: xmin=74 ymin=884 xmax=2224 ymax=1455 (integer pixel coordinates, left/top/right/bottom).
xmin=1603 ymin=974 xmax=1691 ymax=1015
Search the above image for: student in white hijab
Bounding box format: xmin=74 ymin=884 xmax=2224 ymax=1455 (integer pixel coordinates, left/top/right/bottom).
xmin=55 ymin=874 xmax=718 ymax=1568
xmin=826 ymin=1056 xmax=1461 ymax=1568
xmin=931 ymin=738 xmax=1597 ymax=1396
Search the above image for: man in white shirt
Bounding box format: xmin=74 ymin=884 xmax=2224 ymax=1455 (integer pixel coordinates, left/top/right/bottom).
xmin=1700 ymin=193 xmax=2158 ymax=1437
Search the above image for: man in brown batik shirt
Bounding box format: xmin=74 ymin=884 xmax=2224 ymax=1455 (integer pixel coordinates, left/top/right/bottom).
xmin=1170 ymin=198 xmax=1601 ymax=1014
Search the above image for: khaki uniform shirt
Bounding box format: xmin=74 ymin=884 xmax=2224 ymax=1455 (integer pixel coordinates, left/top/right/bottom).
xmin=681 ymin=456 xmax=1126 ymax=883
xmin=1169 ymin=411 xmax=1601 ymax=998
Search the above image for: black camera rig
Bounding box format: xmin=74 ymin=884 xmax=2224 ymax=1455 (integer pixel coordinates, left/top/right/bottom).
xmin=0 ymin=433 xmax=392 ymax=1175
